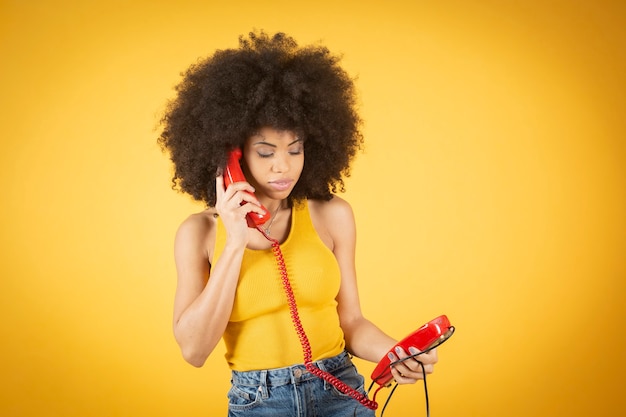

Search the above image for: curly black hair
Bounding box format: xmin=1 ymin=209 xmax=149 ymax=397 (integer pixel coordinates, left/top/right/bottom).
xmin=157 ymin=30 xmax=363 ymax=207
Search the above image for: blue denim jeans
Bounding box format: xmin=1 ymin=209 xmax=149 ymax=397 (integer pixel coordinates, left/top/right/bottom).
xmin=228 ymin=351 xmax=376 ymax=417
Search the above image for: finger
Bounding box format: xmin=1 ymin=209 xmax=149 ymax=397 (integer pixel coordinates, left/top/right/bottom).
xmin=394 ymin=360 xmax=431 ymax=380
xmin=217 ymin=175 xmax=245 ymax=212
xmin=394 ymin=346 xmax=422 ymax=364
xmin=392 ymin=346 xmax=435 ymax=376
xmin=408 ymin=346 xmax=421 ymax=357
xmin=388 ymin=349 xmax=420 ymax=373
xmin=216 ymin=175 xmax=225 ymax=197
xmin=228 ymin=192 xmax=264 ymax=218
xmin=390 ymin=363 xmax=420 ymax=384
xmin=393 ymin=358 xmax=427 ymax=377
xmin=387 ymin=347 xmax=415 ymax=366
xmin=409 ymin=347 xmax=438 ymax=365
xmin=221 ymin=184 xmax=257 ymax=211
xmin=240 ymin=202 xmax=268 ymax=219
xmin=394 ymin=346 xmax=411 ymax=359
xmin=224 ymin=180 xmax=256 ymax=197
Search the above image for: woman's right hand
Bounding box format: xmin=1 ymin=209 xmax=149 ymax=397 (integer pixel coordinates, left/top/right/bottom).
xmin=215 ymin=175 xmax=263 ymax=245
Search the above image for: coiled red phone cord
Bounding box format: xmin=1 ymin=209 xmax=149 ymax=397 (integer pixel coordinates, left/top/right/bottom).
xmin=257 ymin=227 xmax=378 ymax=411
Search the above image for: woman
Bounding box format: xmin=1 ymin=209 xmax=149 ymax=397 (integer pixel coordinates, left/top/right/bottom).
xmin=158 ymin=30 xmax=438 ymax=416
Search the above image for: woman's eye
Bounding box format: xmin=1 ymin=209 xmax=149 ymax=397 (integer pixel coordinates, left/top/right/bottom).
xmin=257 ymin=151 xmax=274 ymax=158
xmin=289 ymin=147 xmax=304 ymax=155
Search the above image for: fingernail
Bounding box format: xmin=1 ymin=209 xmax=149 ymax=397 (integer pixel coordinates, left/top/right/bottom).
xmin=409 ymin=347 xmax=419 ymax=355
xmin=395 ymin=346 xmax=403 ymax=355
xmin=387 ymin=352 xmax=395 ymax=360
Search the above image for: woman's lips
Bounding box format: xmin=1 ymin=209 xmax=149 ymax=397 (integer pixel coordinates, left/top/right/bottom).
xmin=269 ymin=179 xmax=293 ymax=191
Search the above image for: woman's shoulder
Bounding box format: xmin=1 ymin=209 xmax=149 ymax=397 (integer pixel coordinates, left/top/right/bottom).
xmin=306 ymin=197 xmax=355 ymax=250
xmin=175 ymin=209 xmax=218 ymax=255
xmin=178 ymin=208 xmax=218 ymax=232
xmin=307 ymin=195 xmax=354 ymax=221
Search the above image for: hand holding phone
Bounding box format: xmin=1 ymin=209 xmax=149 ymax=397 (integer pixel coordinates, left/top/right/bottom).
xmin=224 ymin=148 xmax=270 ymax=228
xmin=371 ymin=315 xmax=454 ymax=387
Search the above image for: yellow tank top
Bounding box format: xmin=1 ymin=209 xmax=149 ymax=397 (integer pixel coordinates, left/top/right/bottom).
xmin=214 ymin=200 xmax=345 ymax=371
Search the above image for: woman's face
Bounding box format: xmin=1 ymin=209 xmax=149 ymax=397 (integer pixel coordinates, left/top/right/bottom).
xmin=242 ymin=127 xmax=304 ymax=202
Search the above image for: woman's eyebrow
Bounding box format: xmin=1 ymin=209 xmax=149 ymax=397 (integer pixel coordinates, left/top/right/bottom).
xmin=251 ymin=138 xmax=303 ymax=147
xmin=252 ymin=140 xmax=276 ymax=147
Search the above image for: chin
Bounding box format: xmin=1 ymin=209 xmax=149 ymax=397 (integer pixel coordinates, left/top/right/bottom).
xmin=268 ymin=189 xmax=293 ymax=201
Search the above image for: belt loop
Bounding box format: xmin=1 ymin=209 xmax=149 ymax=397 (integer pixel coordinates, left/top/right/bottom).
xmin=290 ymin=366 xmax=298 ymax=385
xmin=316 ymin=359 xmax=331 ymax=391
xmin=259 ymin=370 xmax=269 ymax=399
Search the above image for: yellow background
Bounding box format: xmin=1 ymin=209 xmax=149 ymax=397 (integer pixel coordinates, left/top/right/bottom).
xmin=1 ymin=1 xmax=624 ymax=416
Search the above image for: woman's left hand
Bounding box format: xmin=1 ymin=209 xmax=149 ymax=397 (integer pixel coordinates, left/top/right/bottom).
xmin=387 ymin=347 xmax=438 ymax=384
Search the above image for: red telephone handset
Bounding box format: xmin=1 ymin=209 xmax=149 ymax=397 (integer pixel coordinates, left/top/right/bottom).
xmin=224 ymin=148 xmax=270 ymax=228
xmin=371 ymin=315 xmax=455 ymax=387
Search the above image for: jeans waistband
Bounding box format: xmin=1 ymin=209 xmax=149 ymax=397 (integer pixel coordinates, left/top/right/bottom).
xmin=231 ymin=350 xmax=352 ymax=387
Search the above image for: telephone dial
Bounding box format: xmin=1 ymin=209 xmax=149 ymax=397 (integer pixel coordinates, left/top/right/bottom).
xmin=223 ymin=148 xmax=455 ymax=414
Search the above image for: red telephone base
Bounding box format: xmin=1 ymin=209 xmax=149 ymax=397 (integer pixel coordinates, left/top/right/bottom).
xmin=371 ymin=315 xmax=454 ymax=387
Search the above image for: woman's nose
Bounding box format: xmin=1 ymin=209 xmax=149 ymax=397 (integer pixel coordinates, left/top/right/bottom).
xmin=271 ymin=153 xmax=290 ymax=173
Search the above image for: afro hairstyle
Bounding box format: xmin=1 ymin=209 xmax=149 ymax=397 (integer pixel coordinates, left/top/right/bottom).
xmin=157 ymin=30 xmax=363 ymax=207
